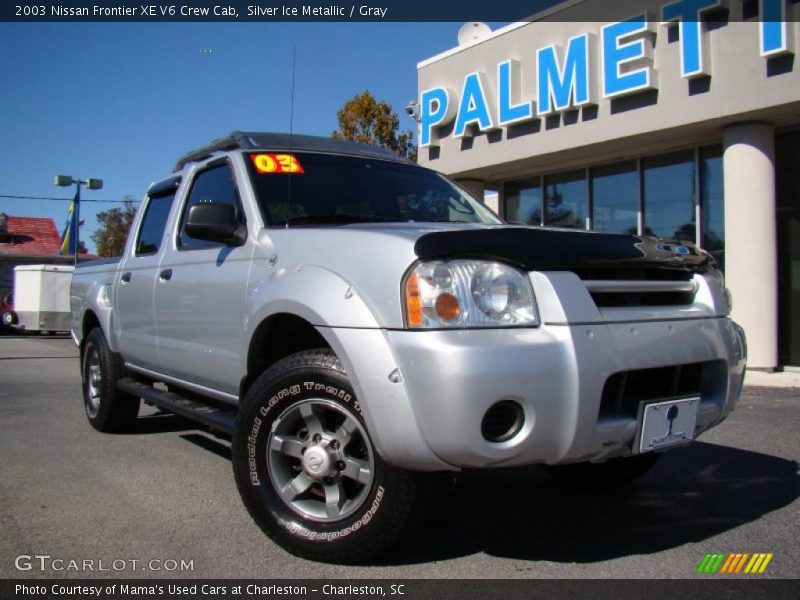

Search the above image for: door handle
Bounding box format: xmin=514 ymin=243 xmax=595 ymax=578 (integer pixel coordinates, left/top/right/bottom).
xmin=121 ymin=272 xmax=132 ymax=283
xmin=159 ymin=268 xmax=173 ymax=281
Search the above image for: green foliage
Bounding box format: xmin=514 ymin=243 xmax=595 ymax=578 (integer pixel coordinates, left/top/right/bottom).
xmin=91 ymin=195 xmax=138 ymax=257
xmin=332 ymin=91 xmax=417 ymax=162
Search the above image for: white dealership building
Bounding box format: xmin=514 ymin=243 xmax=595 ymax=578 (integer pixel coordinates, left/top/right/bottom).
xmin=416 ymin=0 xmax=800 ymax=370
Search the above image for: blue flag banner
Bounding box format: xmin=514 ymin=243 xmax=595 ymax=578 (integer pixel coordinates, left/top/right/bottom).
xmin=59 ymin=193 xmax=79 ymax=256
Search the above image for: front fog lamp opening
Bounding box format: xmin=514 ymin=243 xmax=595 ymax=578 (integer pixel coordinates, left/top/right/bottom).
xmin=481 ymin=400 xmax=525 ymax=443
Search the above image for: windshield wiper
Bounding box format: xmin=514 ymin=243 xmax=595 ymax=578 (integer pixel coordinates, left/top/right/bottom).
xmin=285 ymin=214 xmax=407 ymax=226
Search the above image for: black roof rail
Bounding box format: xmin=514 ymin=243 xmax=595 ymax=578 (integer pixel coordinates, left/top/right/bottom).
xmin=172 ymin=131 xmax=410 ymax=172
xmin=172 ymin=131 xmax=250 ymax=173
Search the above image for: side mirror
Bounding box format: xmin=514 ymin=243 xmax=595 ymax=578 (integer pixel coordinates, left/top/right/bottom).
xmin=184 ymin=203 xmax=246 ymax=246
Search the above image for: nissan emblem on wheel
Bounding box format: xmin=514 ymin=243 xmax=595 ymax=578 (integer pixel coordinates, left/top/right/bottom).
xmin=69 ymin=131 xmax=747 ymax=563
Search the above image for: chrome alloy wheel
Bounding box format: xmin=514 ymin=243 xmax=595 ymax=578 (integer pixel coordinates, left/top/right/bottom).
xmin=267 ymin=399 xmax=375 ymax=523
xmin=84 ymin=344 xmax=102 ymax=418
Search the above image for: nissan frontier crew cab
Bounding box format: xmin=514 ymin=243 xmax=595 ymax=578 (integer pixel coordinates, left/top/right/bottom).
xmin=70 ymin=132 xmax=747 ymax=563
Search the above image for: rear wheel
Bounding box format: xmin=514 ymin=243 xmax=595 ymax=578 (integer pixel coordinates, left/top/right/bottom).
xmin=543 ymin=453 xmax=661 ymax=489
xmin=81 ymin=327 xmax=140 ymax=432
xmin=2 ymin=310 xmax=16 ymax=327
xmin=232 ymin=349 xmax=419 ymax=563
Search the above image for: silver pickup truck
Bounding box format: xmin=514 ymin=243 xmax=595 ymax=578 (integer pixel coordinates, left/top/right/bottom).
xmin=71 ymin=131 xmax=746 ymax=563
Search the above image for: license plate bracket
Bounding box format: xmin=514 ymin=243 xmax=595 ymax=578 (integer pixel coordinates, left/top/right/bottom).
xmin=636 ymin=397 xmax=700 ymax=454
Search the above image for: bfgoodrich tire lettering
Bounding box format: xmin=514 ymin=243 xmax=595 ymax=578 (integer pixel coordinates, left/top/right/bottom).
xmin=232 ymin=349 xmax=418 ymax=563
xmin=81 ymin=327 xmax=140 ymax=432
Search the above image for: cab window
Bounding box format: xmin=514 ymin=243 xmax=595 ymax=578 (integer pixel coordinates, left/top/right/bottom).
xmin=178 ymin=163 xmax=244 ymax=250
xmin=135 ymin=191 xmax=176 ymax=256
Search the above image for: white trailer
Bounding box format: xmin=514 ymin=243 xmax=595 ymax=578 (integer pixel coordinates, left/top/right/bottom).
xmin=10 ymin=264 xmax=74 ymax=332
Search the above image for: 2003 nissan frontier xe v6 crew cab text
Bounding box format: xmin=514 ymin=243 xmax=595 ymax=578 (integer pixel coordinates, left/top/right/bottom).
xmin=70 ymin=132 xmax=747 ymax=563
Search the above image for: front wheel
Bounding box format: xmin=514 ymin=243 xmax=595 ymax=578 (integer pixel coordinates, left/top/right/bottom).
xmin=543 ymin=453 xmax=661 ymax=489
xmin=232 ymin=349 xmax=419 ymax=563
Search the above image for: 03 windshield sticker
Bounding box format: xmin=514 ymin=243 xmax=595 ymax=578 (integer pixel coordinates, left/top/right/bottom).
xmin=251 ymin=153 xmax=305 ymax=174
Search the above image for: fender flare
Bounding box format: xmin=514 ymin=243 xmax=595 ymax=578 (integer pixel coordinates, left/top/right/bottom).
xmin=242 ymin=266 xmax=452 ymax=471
xmin=79 ymin=282 xmax=118 ymax=352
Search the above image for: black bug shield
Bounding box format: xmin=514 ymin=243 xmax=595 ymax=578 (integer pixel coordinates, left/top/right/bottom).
xmin=413 ymin=227 xmax=714 ymax=275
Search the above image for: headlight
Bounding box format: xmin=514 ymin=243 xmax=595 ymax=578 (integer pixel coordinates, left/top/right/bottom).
xmin=404 ymin=260 xmax=538 ymax=329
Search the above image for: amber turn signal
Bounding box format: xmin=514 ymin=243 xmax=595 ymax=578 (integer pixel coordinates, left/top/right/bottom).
xmin=434 ymin=293 xmax=461 ymax=322
xmin=405 ymin=272 xmax=422 ymax=327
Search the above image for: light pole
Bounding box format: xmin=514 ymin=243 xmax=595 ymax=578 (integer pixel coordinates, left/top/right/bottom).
xmin=54 ymin=175 xmax=103 ymax=266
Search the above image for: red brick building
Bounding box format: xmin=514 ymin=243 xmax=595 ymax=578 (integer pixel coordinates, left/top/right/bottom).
xmin=0 ymin=212 xmax=77 ymax=302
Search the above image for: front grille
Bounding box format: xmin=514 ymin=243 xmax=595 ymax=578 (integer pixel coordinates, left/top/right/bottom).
xmin=571 ymin=268 xmax=694 ymax=282
xmin=599 ymin=361 xmax=724 ymax=419
xmin=582 ymin=278 xmax=697 ymax=308
xmin=589 ymin=289 xmax=696 ymax=308
xmin=569 ymin=268 xmax=697 ymax=308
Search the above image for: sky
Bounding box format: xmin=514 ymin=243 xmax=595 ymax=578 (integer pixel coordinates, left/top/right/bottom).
xmin=0 ymin=21 xmax=506 ymax=253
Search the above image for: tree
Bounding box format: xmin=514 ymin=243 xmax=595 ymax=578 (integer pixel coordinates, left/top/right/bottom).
xmin=332 ymin=91 xmax=417 ymax=162
xmin=91 ymin=195 xmax=138 ymax=257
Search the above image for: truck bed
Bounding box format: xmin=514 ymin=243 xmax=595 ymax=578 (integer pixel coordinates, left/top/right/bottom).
xmin=75 ymin=257 xmax=122 ymax=270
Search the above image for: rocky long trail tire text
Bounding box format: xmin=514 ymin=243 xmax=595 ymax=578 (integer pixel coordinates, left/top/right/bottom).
xmin=231 ymin=349 xmax=419 ymax=563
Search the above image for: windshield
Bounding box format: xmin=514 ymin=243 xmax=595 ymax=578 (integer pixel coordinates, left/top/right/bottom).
xmin=244 ymin=151 xmax=502 ymax=227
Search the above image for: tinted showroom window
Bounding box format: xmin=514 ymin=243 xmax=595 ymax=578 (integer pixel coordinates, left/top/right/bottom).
xmin=505 ymin=179 xmax=542 ymax=225
xmin=592 ymin=161 xmax=639 ymax=235
xmin=701 ymin=146 xmax=724 ymax=260
xmin=643 ymin=151 xmax=696 ymax=241
xmin=544 ymin=169 xmax=587 ymax=229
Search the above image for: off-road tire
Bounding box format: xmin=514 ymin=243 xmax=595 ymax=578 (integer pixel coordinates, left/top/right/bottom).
xmin=81 ymin=327 xmax=140 ymax=432
xmin=543 ymin=453 xmax=661 ymax=489
xmin=232 ymin=349 xmax=419 ymax=564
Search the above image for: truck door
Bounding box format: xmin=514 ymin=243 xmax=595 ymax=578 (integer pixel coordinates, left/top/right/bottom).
xmin=153 ymin=159 xmax=252 ymax=396
xmin=115 ymin=184 xmax=179 ymax=370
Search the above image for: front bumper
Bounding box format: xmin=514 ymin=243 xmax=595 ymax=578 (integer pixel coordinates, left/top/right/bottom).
xmin=383 ymin=316 xmax=745 ymax=469
xmin=323 ymin=269 xmax=745 ymax=472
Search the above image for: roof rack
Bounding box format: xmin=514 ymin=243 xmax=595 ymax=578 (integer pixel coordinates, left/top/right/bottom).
xmin=173 ymin=131 xmax=410 ymax=172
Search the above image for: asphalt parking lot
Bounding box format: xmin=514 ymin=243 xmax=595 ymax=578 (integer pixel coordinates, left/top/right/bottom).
xmin=1 ymin=336 xmax=798 ymax=579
